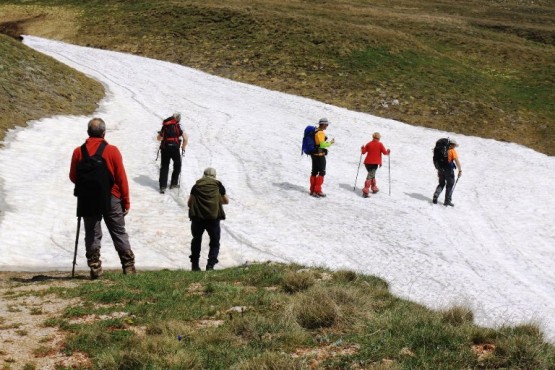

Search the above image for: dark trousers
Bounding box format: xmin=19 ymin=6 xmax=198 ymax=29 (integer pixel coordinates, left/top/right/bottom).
xmin=190 ymin=219 xmax=221 ymax=267
xmin=310 ymin=155 xmax=326 ymax=176
xmin=159 ymin=144 xmax=181 ymax=188
xmin=434 ymin=169 xmax=455 ymax=202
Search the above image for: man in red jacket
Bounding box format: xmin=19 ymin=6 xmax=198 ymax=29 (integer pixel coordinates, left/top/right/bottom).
xmin=360 ymin=132 xmax=390 ymax=198
xmin=70 ymin=118 xmax=136 ymax=279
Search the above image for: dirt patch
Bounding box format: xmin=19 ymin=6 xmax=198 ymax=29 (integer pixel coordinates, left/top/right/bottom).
xmin=0 ymin=271 xmax=92 ymax=370
xmin=0 ymin=5 xmax=81 ymax=40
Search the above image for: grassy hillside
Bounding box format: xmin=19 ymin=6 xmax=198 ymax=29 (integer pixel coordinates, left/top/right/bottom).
xmin=2 ymin=265 xmax=554 ymax=369
xmin=0 ymin=33 xmax=103 ymax=143
xmin=1 ymin=0 xmax=553 ymax=154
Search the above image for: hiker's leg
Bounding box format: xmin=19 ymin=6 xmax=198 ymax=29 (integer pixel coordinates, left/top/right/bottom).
xmin=365 ymin=164 xmax=377 ymax=180
xmin=314 ymin=156 xmax=326 ymax=193
xmin=159 ymin=149 xmax=171 ymax=190
xmin=205 ymin=220 xmax=221 ymax=269
xmin=84 ymin=216 xmax=102 ymax=276
xmin=444 ymin=169 xmax=455 ymax=203
xmin=433 ymin=170 xmax=446 ymax=199
xmin=104 ymin=196 xmax=134 ymax=272
xmin=170 ymin=146 xmax=182 ymax=187
xmin=190 ymin=219 xmax=205 ymax=265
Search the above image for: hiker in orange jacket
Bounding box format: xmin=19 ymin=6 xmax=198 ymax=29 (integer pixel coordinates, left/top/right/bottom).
xmin=69 ymin=118 xmax=135 ymax=279
xmin=360 ymin=132 xmax=390 ymax=198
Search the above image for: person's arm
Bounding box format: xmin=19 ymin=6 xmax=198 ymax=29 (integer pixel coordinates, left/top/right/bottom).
xmin=219 ymin=182 xmax=229 ymax=204
xmin=381 ymin=143 xmax=390 ymax=155
xmin=455 ymin=157 xmax=462 ymax=176
xmin=181 ymin=131 xmax=188 ymax=149
xmin=110 ymin=147 xmax=131 ymax=211
xmin=69 ymin=148 xmax=79 ymax=183
xmin=187 ymin=194 xmax=195 ymax=207
xmin=316 ymin=131 xmax=333 ymax=149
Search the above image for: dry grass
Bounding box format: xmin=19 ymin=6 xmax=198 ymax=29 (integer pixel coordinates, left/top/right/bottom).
xmin=0 ymin=0 xmax=553 ymax=154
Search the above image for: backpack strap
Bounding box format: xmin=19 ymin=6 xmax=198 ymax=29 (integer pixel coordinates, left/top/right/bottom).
xmin=80 ymin=141 xmax=107 ymax=159
xmin=94 ymin=141 xmax=108 ymax=157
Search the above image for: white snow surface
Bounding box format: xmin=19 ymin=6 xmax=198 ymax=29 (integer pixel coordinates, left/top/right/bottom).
xmin=0 ymin=36 xmax=553 ymax=342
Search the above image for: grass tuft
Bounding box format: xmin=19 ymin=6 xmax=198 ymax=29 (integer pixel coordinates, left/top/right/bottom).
xmin=280 ymin=270 xmax=315 ymax=293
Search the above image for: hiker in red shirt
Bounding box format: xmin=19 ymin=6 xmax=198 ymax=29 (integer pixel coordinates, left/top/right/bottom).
xmin=69 ymin=118 xmax=135 ymax=279
xmin=360 ymin=132 xmax=390 ymax=198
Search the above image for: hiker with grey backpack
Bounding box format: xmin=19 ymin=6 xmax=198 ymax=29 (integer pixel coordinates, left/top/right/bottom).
xmin=432 ymin=138 xmax=462 ymax=207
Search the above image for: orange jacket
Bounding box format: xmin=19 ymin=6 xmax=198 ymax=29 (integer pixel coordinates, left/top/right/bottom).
xmin=69 ymin=137 xmax=130 ymax=210
xmin=361 ymin=139 xmax=389 ymax=165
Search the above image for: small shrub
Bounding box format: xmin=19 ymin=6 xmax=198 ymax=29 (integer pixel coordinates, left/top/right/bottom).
xmin=281 ymin=271 xmax=315 ymax=293
xmin=333 ymin=270 xmax=358 ymax=282
xmin=293 ymin=288 xmax=339 ymax=329
xmin=231 ymin=351 xmax=307 ymax=370
xmin=441 ymin=306 xmax=474 ymax=326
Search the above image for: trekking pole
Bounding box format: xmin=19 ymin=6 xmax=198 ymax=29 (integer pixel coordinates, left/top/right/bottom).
xmin=448 ymin=175 xmax=460 ymax=200
xmin=72 ymin=216 xmax=81 ymax=278
xmin=177 ymin=149 xmax=185 ymax=197
xmin=353 ymin=153 xmax=363 ymax=191
xmin=388 ymin=153 xmax=391 ymax=196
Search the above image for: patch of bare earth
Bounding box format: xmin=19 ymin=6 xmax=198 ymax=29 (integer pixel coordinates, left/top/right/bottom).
xmin=0 ymin=271 xmax=92 ymax=370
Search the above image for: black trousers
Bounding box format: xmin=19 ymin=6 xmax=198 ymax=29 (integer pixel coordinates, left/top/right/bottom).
xmin=190 ymin=219 xmax=221 ymax=267
xmin=310 ymin=155 xmax=326 ymax=176
xmin=159 ymin=144 xmax=181 ymax=188
xmin=434 ymin=168 xmax=455 ymax=202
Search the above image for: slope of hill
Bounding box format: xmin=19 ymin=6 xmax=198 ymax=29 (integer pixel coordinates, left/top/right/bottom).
xmin=0 ymin=33 xmax=103 ymax=143
xmin=0 ymin=0 xmax=554 ymax=154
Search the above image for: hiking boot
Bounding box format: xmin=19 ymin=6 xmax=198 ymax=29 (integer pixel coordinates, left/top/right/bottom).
xmin=123 ymin=265 xmax=137 ymax=275
xmin=315 ymin=192 xmax=326 ymax=198
xmin=169 ymin=184 xmax=179 ymax=189
xmin=444 ymin=201 xmax=455 ymax=207
xmin=362 ymin=192 xmax=369 ymax=198
xmin=160 ymin=187 xmax=166 ymax=194
xmin=432 ymin=196 xmax=438 ymax=204
xmin=206 ymin=264 xmax=214 ymax=271
xmin=90 ymin=267 xmax=103 ymax=280
xmin=191 ymin=261 xmax=201 ymax=271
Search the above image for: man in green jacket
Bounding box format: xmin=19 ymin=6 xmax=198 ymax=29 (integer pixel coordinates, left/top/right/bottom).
xmin=187 ymin=167 xmax=229 ymax=271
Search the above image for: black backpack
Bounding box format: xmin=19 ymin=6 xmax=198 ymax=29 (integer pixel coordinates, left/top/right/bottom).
xmin=74 ymin=141 xmax=115 ymax=218
xmin=433 ymin=138 xmax=451 ymax=170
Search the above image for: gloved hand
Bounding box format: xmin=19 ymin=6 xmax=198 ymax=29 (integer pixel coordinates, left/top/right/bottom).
xmin=458 ymin=170 xmax=462 ymax=178
xmin=387 ymin=149 xmax=391 ymax=154
xmin=330 ymin=138 xmax=335 ymax=144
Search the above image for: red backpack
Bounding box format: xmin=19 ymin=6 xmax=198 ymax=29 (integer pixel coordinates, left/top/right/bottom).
xmin=160 ymin=117 xmax=182 ymax=148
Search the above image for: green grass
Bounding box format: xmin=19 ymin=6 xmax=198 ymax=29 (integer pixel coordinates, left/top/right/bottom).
xmin=40 ymin=264 xmax=555 ymax=369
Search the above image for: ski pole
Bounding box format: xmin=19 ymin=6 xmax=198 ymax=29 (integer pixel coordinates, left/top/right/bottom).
xmin=353 ymin=153 xmax=363 ymax=191
xmin=72 ymin=216 xmax=81 ymax=278
xmin=388 ymin=153 xmax=391 ymax=196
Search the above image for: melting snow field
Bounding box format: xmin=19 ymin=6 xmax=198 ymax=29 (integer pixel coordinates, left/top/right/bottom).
xmin=0 ymin=36 xmax=553 ymax=342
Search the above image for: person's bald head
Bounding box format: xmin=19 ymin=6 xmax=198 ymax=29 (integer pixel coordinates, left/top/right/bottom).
xmin=87 ymin=118 xmax=106 ymax=138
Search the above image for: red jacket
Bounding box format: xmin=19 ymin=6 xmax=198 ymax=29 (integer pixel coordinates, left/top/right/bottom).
xmin=361 ymin=139 xmax=389 ymax=165
xmin=69 ymin=137 xmax=130 ymax=210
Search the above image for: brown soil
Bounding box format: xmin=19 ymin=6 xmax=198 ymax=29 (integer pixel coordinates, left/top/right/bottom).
xmin=0 ymin=271 xmax=92 ymax=370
